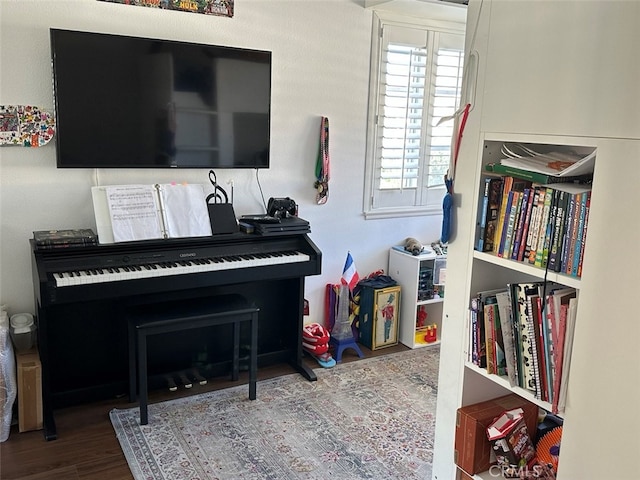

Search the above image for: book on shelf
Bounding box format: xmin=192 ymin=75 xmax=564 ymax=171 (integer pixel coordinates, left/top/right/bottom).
xmin=469 ymin=308 xmax=479 ymax=366
xmin=571 ymin=191 xmax=591 ymax=276
xmin=543 ymin=294 xmax=558 ymax=403
xmin=469 ymin=296 xmax=486 ymax=368
xmin=561 ymin=190 xmax=577 ymax=274
xmin=576 ymin=192 xmax=591 ymax=277
xmin=553 ymin=300 xmax=570 ymax=413
xmin=504 ymin=191 xmax=524 ymax=259
xmin=541 ymin=197 xmax=557 ymax=269
xmin=512 ymin=282 xmax=551 ymax=400
xmin=517 ymin=283 xmax=544 ymax=398
xmin=469 ymin=288 xmax=507 ymax=369
xmin=495 ymin=290 xmax=518 ymax=386
xmin=526 ymin=187 xmax=546 ymax=264
xmin=495 ymin=178 xmax=531 ymax=257
xmin=491 ymin=300 xmax=507 ymax=377
xmin=557 ymin=297 xmax=578 ymax=413
xmin=492 ymin=177 xmax=513 ymax=255
xmin=484 ymin=162 xmax=593 ymax=185
xmin=476 ymin=177 xmax=490 ymax=252
xmin=484 ymin=301 xmax=497 ymax=374
xmin=531 ymin=294 xmax=550 ymax=402
xmin=547 ymin=189 xmax=569 ymax=272
xmin=523 ymin=186 xmax=541 ymax=262
xmin=545 ymin=287 xmax=574 ymax=411
xmin=484 ymin=297 xmax=506 ymax=376
xmin=510 ymin=188 xmax=531 ymax=261
xmin=33 ymin=228 xmax=97 ymax=249
xmin=537 ymin=285 xmax=576 ymax=411
xmin=550 ymin=289 xmax=577 ymax=413
xmin=477 ymin=176 xmax=504 ymax=252
xmin=534 ymin=188 xmax=554 ymax=268
xmin=537 ymin=294 xmax=555 ymax=403
xmin=565 ymin=194 xmax=581 ymax=275
xmin=91 ymin=183 xmax=213 ymax=244
xmin=497 ymin=190 xmax=514 ymax=258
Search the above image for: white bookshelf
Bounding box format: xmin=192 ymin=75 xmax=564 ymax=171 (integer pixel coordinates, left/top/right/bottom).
xmin=388 ymin=247 xmax=446 ymax=349
xmin=432 ymin=2 xmax=640 ymax=480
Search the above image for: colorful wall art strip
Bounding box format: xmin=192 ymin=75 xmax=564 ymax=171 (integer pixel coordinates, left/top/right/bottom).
xmin=98 ymin=0 xmax=234 ymax=18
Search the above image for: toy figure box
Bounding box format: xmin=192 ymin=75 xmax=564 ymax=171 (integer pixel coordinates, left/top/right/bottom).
xmin=454 ymin=394 xmax=538 ymax=475
xmin=486 ymin=408 xmax=537 ymax=475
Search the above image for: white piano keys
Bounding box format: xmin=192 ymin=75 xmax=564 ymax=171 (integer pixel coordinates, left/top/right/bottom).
xmin=53 ymin=251 xmax=310 ymax=287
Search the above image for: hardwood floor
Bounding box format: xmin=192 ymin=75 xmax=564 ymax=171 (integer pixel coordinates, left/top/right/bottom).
xmin=1 ymin=344 xmax=408 ymax=480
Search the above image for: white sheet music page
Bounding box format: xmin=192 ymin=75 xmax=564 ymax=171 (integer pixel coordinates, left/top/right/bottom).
xmin=106 ymin=185 xmax=164 ymax=242
xmin=158 ymin=183 xmax=212 ymax=238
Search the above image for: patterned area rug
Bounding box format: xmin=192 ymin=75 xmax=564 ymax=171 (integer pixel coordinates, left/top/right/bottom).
xmin=110 ymin=346 xmax=439 ymax=480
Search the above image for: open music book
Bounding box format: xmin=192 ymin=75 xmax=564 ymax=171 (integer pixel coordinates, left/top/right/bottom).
xmin=91 ymin=184 xmax=212 ymax=244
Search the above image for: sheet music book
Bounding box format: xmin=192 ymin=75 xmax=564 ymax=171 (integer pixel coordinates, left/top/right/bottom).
xmin=91 ymin=184 xmax=212 ymax=244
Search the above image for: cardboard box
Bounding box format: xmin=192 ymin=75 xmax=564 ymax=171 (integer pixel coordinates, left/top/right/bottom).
xmin=16 ymin=347 xmax=43 ymax=432
xmin=454 ymin=394 xmax=538 ymax=476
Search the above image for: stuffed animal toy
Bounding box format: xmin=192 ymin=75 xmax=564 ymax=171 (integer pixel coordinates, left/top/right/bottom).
xmin=404 ymin=237 xmax=424 ymax=255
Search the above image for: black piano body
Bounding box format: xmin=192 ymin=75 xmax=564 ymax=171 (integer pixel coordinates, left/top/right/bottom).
xmin=31 ymin=231 xmax=321 ymax=440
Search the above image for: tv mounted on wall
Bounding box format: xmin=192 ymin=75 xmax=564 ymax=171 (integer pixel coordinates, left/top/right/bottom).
xmin=50 ymin=29 xmax=272 ymax=169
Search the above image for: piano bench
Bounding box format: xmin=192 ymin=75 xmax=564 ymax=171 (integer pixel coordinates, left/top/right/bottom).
xmin=127 ymin=294 xmax=259 ymax=425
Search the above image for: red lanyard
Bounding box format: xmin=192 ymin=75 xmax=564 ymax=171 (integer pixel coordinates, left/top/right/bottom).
xmin=451 ymin=103 xmax=471 ymax=185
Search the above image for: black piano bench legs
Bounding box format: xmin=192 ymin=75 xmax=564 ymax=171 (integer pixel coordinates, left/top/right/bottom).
xmin=127 ymin=294 xmax=259 ymax=425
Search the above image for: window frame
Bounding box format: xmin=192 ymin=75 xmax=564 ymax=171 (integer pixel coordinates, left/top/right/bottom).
xmin=363 ymin=12 xmax=466 ymax=220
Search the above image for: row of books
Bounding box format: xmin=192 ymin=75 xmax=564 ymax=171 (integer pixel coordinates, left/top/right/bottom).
xmin=468 ymin=283 xmax=577 ymax=414
xmin=33 ymin=229 xmax=98 ymax=249
xmin=476 ymin=173 xmax=592 ymax=278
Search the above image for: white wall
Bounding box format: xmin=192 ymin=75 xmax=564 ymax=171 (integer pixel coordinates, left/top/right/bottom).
xmin=0 ymin=0 xmax=443 ymax=321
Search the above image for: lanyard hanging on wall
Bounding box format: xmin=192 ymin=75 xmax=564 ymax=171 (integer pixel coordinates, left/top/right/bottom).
xmin=441 ymin=102 xmax=471 ymax=244
xmin=314 ymin=116 xmax=330 ymax=205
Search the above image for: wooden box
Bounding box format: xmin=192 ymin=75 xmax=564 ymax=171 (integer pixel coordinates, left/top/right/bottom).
xmin=16 ymin=347 xmax=43 ymax=432
xmin=454 ymin=394 xmax=538 ymax=476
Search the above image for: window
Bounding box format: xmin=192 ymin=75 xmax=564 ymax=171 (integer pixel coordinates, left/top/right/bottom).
xmin=364 ymin=16 xmax=465 ymax=218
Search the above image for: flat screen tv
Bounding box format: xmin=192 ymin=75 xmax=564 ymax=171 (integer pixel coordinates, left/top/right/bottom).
xmin=50 ymin=29 xmax=271 ymax=169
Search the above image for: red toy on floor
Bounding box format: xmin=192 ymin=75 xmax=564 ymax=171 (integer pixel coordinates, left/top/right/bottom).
xmin=302 ymin=323 xmax=336 ymax=367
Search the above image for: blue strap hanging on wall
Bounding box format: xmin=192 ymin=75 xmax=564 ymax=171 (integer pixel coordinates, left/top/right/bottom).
xmin=441 ymin=103 xmax=471 ymax=244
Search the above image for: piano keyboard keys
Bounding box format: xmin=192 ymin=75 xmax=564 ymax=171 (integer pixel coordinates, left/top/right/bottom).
xmin=53 ymin=250 xmax=310 ymax=287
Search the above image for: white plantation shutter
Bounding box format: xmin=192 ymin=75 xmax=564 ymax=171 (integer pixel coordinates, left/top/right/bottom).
xmin=366 ymin=21 xmax=464 ymax=216
xmin=430 ymin=46 xmax=464 ymax=186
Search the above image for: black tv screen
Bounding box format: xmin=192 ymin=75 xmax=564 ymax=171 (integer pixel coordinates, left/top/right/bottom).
xmin=50 ymin=29 xmax=271 ymax=169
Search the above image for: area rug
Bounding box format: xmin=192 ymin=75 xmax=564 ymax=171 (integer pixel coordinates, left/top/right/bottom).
xmin=110 ymin=346 xmax=439 ymax=480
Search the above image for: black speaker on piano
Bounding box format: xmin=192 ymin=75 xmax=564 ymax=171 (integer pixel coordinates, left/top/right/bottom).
xmin=207 ymin=203 xmax=238 ymax=235
xmin=206 ymin=170 xmax=238 ymax=235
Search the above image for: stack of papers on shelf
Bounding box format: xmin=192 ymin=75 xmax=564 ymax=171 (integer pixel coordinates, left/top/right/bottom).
xmin=499 ymin=143 xmax=596 ymax=177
